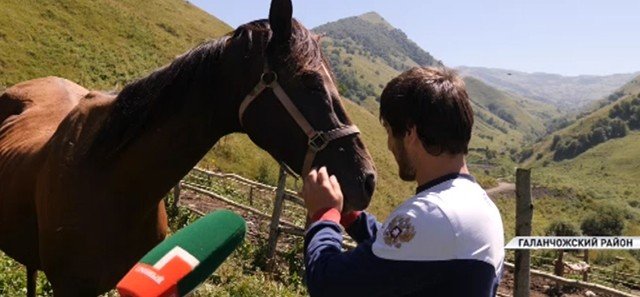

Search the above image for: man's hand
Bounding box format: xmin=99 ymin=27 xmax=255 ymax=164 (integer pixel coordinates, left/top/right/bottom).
xmin=302 ymin=167 xmax=343 ymax=219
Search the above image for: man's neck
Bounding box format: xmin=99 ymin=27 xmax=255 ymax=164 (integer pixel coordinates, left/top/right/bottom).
xmin=414 ymin=153 xmax=469 ymax=188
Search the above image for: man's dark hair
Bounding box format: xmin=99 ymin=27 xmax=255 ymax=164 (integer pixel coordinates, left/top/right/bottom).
xmin=380 ymin=67 xmax=474 ymax=155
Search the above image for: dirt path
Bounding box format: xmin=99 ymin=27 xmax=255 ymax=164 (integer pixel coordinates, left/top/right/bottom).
xmin=486 ymin=182 xmax=516 ymax=196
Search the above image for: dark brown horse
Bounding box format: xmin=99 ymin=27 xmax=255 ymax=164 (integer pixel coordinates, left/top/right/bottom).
xmin=0 ymin=0 xmax=376 ymax=295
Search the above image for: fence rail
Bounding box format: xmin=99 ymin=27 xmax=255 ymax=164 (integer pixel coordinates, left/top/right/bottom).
xmin=504 ymin=262 xmax=637 ymax=297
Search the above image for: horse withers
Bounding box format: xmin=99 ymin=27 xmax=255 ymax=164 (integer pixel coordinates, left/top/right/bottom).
xmin=0 ymin=0 xmax=377 ymax=295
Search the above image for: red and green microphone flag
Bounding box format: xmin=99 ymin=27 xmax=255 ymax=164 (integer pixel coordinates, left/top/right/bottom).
xmin=117 ymin=210 xmax=246 ymax=297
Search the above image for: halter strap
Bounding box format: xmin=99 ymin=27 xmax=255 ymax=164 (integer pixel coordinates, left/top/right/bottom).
xmin=238 ymin=64 xmax=360 ymax=176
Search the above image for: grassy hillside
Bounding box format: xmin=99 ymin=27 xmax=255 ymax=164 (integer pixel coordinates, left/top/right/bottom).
xmin=498 ymin=131 xmax=640 ymax=248
xmin=463 ymin=77 xmax=560 ymax=139
xmin=487 ymin=74 xmax=640 ymax=286
xmin=0 ymin=0 xmax=231 ymax=90
xmin=457 ymin=66 xmax=639 ymax=112
xmin=523 ymin=75 xmax=640 ymax=165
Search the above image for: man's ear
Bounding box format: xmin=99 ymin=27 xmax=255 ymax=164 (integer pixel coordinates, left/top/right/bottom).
xmin=404 ymin=125 xmax=419 ymax=146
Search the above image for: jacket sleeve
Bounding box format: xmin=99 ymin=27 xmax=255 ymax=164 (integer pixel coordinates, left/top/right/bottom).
xmin=304 ymin=220 xmax=440 ymax=297
xmin=342 ymin=211 xmax=380 ymax=244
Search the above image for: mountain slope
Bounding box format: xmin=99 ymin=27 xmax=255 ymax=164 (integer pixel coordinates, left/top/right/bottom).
xmin=313 ymin=12 xmax=442 ymax=110
xmin=0 ymin=0 xmax=231 ymax=90
xmin=313 ymin=12 xmax=561 ymax=159
xmin=588 ymin=73 xmax=640 ymax=110
xmin=315 ymin=12 xmax=442 ymax=72
xmin=463 ymin=77 xmax=560 ymax=139
xmin=457 ymin=66 xmax=639 ymax=111
xmin=524 ymin=75 xmax=640 ymax=165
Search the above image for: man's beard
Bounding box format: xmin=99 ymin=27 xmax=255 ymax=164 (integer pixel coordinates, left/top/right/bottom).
xmin=396 ymin=141 xmax=416 ymax=181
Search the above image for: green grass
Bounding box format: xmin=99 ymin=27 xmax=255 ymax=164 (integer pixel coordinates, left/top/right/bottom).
xmin=164 ymin=194 xmax=308 ymax=297
xmin=0 ymin=253 xmax=52 ymax=296
xmin=0 ymin=0 xmax=231 ymax=90
xmin=531 ymin=131 xmax=640 ymax=229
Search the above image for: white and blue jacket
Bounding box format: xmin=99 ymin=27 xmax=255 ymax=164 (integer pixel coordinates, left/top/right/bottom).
xmin=304 ymin=174 xmax=505 ymax=297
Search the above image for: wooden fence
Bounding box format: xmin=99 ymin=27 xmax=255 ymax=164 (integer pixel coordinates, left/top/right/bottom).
xmin=511 ymin=169 xmax=638 ymax=297
xmin=174 ymin=165 xmax=356 ymax=265
xmin=173 ymin=166 xmax=637 ymax=297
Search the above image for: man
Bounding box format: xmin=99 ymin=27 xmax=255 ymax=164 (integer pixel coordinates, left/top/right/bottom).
xmin=302 ymin=67 xmax=505 ymax=297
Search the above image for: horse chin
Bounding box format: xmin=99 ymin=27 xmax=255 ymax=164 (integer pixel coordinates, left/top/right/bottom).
xmin=340 ymin=174 xmax=376 ymax=212
xmin=342 ymin=188 xmax=372 ymax=212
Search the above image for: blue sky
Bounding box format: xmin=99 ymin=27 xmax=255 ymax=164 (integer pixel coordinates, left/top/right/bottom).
xmin=191 ymin=1 xmax=639 ymax=76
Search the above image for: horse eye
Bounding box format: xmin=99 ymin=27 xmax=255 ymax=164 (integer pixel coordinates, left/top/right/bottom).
xmin=308 ymin=85 xmax=326 ymax=94
xmin=302 ymin=74 xmax=325 ymax=92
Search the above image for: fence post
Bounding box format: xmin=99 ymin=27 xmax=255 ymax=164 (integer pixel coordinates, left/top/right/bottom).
xmin=583 ymin=250 xmax=589 ymax=282
xmin=173 ymin=183 xmax=181 ymax=208
xmin=266 ymin=164 xmax=287 ymax=272
xmin=514 ymin=168 xmax=533 ymax=297
xmin=248 ymin=186 xmax=254 ymax=206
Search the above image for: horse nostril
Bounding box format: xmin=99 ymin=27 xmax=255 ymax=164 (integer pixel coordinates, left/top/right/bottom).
xmin=363 ymin=172 xmax=376 ymax=197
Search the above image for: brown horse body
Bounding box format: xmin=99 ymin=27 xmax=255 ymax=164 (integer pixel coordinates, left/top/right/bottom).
xmin=0 ymin=77 xmax=91 ymax=271
xmin=0 ymin=1 xmax=376 ymax=295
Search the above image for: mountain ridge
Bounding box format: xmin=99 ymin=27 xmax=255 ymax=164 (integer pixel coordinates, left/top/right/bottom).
xmin=312 ymin=12 xmax=559 ymax=156
xmin=457 ymin=66 xmax=639 ymax=111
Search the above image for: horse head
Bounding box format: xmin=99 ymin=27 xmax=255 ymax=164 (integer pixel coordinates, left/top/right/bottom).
xmin=218 ymin=0 xmax=377 ymax=211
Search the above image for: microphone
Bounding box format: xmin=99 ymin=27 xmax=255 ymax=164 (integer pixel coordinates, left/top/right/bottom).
xmin=117 ymin=210 xmax=246 ymax=297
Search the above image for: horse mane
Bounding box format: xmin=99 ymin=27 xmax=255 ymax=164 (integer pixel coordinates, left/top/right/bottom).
xmin=87 ymin=36 xmax=228 ymax=160
xmin=88 ymin=19 xmax=327 ymax=161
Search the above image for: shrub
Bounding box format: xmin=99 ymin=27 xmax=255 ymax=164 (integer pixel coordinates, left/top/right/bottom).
xmin=545 ymin=220 xmax=580 ymax=237
xmin=580 ymin=205 xmax=625 ymax=236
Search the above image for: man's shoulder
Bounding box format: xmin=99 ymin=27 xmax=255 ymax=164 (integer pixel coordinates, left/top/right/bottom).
xmin=371 ymin=197 xmax=456 ymax=261
xmin=371 ymin=177 xmax=504 ymax=271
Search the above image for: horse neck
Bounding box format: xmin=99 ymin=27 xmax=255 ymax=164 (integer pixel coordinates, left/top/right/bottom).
xmin=91 ymin=42 xmax=244 ymax=204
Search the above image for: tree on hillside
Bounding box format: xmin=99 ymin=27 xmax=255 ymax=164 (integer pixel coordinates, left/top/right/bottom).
xmin=580 ymin=205 xmax=625 ymax=236
xmin=630 ymin=108 xmax=640 ymax=130
xmin=553 ymin=117 xmax=629 ymax=161
xmin=609 ymin=118 xmax=628 ymax=137
xmin=551 ymin=135 xmax=561 ymax=150
xmin=545 ymin=220 xmax=580 ymax=277
xmin=607 ymin=90 xmax=625 ymax=102
xmin=580 ymin=205 xmax=625 ymax=281
xmin=589 ymin=127 xmax=607 ymax=144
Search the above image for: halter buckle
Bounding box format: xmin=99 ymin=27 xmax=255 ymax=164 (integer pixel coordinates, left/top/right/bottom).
xmin=308 ymin=132 xmax=329 ymax=152
xmin=260 ymin=71 xmax=278 ymax=86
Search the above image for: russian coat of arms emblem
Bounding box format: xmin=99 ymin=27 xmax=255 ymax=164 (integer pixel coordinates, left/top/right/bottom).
xmin=383 ymin=215 xmax=416 ymax=248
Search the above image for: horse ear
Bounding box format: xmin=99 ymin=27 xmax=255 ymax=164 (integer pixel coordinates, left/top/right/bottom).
xmin=269 ymin=0 xmax=293 ymax=43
